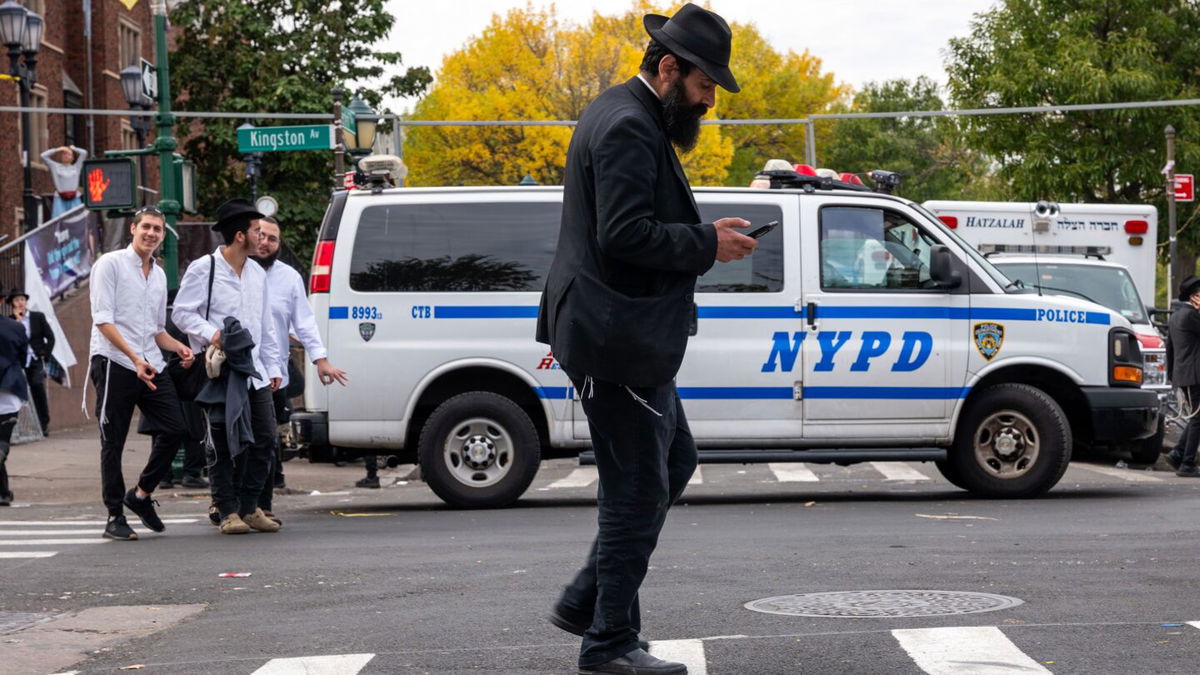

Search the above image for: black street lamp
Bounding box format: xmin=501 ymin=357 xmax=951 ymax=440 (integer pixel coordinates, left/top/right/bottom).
xmin=119 ymin=65 xmax=153 ymax=205
xmin=237 ymin=120 xmax=263 ymax=201
xmin=1 ymin=0 xmax=43 ymax=231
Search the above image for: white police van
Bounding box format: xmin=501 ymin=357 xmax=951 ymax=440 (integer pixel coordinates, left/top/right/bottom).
xmin=292 ymin=169 xmax=1159 ymax=508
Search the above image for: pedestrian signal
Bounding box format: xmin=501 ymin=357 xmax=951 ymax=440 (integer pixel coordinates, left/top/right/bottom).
xmin=81 ymin=159 xmax=137 ymax=210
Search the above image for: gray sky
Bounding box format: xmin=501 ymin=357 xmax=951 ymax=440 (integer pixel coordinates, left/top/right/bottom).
xmin=381 ymin=0 xmax=998 ymax=114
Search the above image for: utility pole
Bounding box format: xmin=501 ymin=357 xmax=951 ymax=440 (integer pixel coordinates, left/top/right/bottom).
xmin=1167 ymin=125 xmax=1178 ymax=299
xmin=332 ymin=88 xmax=345 ymax=189
xmin=152 ymin=0 xmax=179 ymax=289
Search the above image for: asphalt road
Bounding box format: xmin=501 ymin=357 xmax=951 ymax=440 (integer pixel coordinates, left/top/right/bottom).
xmin=3 ymin=458 xmax=1200 ymax=674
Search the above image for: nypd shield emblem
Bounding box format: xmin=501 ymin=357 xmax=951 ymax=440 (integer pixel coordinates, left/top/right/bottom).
xmin=359 ymin=322 xmax=376 ymax=342
xmin=973 ymin=322 xmax=1004 ymax=361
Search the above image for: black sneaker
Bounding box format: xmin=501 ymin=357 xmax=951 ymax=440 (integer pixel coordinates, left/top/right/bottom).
xmin=158 ymin=477 xmax=175 ymax=490
xmin=1166 ymin=452 xmax=1182 ymax=471
xmin=355 ymin=475 xmax=380 ymax=489
xmin=181 ymin=475 xmax=209 ymax=489
xmin=123 ymin=488 xmax=165 ymax=532
xmin=1177 ymin=466 xmax=1200 ymax=478
xmin=103 ymin=514 xmax=138 ymax=540
xmin=0 ymin=492 xmax=11 ymax=507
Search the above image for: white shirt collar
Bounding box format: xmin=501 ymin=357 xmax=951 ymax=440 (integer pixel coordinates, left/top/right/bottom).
xmin=636 ymin=73 xmax=662 ymax=101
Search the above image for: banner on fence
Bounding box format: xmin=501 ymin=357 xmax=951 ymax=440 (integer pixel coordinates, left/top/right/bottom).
xmin=24 ymin=207 xmax=96 ymax=298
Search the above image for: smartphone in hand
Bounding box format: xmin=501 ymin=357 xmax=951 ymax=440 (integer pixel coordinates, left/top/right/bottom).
xmin=747 ymin=220 xmax=780 ymax=239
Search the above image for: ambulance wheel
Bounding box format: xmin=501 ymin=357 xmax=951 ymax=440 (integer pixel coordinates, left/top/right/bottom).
xmin=418 ymin=392 xmax=541 ymax=509
xmin=949 ymin=383 xmax=1072 ymax=498
xmin=1127 ymin=418 xmax=1166 ymax=465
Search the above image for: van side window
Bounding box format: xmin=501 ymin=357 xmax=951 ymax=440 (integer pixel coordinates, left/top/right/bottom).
xmin=349 ymin=202 xmax=560 ymax=292
xmin=696 ymin=203 xmax=784 ymax=292
xmin=820 ymin=206 xmax=939 ymax=291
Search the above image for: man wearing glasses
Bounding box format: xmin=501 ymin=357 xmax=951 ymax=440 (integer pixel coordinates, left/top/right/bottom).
xmin=88 ymin=206 xmax=194 ymax=540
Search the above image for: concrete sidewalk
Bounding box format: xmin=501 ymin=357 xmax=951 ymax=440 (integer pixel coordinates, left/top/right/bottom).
xmin=2 ymin=423 xmax=382 ymax=507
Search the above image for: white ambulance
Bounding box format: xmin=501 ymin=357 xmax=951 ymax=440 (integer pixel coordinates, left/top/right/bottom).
xmin=292 ymin=170 xmax=1159 ymax=508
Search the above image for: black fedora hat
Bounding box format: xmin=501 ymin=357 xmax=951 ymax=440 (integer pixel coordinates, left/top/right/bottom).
xmin=1180 ymin=275 xmax=1200 ymax=300
xmin=4 ymin=289 xmax=27 ymax=304
xmin=644 ymin=3 xmax=739 ymax=93
xmin=211 ymin=198 xmax=265 ymax=232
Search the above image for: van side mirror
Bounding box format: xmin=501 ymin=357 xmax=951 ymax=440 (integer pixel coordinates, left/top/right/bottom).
xmin=930 ymin=245 xmax=962 ymax=289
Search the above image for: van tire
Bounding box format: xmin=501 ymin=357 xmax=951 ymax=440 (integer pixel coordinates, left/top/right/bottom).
xmin=948 ymin=383 xmax=1072 ymax=498
xmin=418 ymin=392 xmax=541 ymax=509
xmin=933 ymin=460 xmax=969 ymax=490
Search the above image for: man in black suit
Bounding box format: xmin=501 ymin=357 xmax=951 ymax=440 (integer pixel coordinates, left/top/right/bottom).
xmin=8 ymin=290 xmax=54 ymax=435
xmin=537 ymin=5 xmax=756 ymax=673
xmin=0 ymin=287 xmax=29 ymax=506
xmin=1167 ymin=275 xmax=1200 ymax=477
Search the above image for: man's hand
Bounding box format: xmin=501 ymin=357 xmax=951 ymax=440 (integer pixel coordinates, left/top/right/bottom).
xmin=713 ymin=217 xmax=757 ymax=263
xmin=315 ymin=358 xmax=349 ymax=386
xmin=211 ymin=330 xmax=222 ymax=348
xmin=270 ymin=377 xmax=282 ymax=392
xmin=176 ymin=344 xmax=194 ymax=369
xmin=134 ymin=357 xmax=158 ymax=390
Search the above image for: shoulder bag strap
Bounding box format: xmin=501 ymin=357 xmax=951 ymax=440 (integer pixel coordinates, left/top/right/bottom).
xmin=205 ymin=253 xmax=215 ymax=321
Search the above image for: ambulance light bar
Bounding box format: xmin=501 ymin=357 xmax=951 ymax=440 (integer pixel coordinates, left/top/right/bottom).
xmin=979 ymin=244 xmax=1113 ymax=258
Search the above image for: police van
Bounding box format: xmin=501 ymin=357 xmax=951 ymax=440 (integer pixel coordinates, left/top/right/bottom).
xmin=292 ymin=167 xmax=1159 ymax=508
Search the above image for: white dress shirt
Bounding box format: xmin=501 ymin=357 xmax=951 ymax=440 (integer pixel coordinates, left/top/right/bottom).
xmin=18 ymin=314 xmax=32 ymax=367
xmin=172 ymin=246 xmax=282 ymax=390
xmin=264 ymin=260 xmax=326 ymax=388
xmin=89 ymin=245 xmax=168 ymax=373
xmin=636 ymin=73 xmax=662 ymax=101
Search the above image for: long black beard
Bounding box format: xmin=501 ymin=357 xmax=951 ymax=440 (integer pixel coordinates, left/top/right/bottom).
xmin=253 ymin=251 xmax=279 ymax=269
xmin=661 ymin=77 xmax=707 ymax=153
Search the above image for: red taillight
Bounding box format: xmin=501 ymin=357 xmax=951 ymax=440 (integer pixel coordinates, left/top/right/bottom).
xmin=938 ymin=215 xmax=958 ymax=229
xmin=310 ymin=240 xmax=335 ymax=293
xmin=839 ymin=172 xmax=864 ymax=185
xmin=793 ymin=164 xmax=818 ymax=176
xmin=1136 ymin=332 xmax=1164 ymax=349
xmin=1125 ymin=220 xmax=1148 ymax=235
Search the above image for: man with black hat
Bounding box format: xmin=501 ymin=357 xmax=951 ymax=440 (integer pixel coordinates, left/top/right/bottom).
xmin=536 ymin=4 xmax=755 ymax=673
xmin=172 ymin=199 xmax=283 ymax=535
xmin=1167 ymin=275 xmax=1200 ymax=477
xmin=7 ymin=289 xmax=54 ymax=435
xmin=87 ymin=206 xmax=194 ymax=540
xmin=0 ymin=286 xmax=28 ymax=507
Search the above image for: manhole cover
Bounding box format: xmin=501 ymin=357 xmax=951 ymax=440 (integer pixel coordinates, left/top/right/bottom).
xmin=744 ymin=590 xmax=1023 ymax=618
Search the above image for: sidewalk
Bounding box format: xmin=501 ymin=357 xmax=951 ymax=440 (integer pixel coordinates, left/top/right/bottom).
xmin=3 ymin=423 xmax=380 ymax=506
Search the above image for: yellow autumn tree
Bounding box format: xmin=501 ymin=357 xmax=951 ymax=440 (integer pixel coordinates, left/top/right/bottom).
xmin=404 ymin=1 xmax=844 ymax=187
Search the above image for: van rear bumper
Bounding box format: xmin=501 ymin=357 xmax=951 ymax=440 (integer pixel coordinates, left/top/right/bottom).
xmin=290 ymin=411 xmax=328 ymax=448
xmin=1082 ymin=387 xmax=1160 ymax=441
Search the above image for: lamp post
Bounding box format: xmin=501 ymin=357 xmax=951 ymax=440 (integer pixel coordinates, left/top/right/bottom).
xmin=119 ymin=65 xmax=152 ymax=205
xmin=238 ymin=120 xmax=263 ymax=201
xmin=342 ymin=97 xmax=378 ymax=186
xmin=1 ymin=0 xmax=43 ymax=231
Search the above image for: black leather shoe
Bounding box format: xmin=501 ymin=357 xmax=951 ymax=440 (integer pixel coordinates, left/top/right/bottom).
xmin=158 ymin=477 xmax=174 ymax=490
xmin=355 ymin=475 xmax=380 ymax=489
xmin=1177 ymin=465 xmax=1200 ymax=478
xmin=1166 ymin=452 xmax=1182 ymax=470
xmin=549 ymin=608 xmax=649 ymax=651
xmin=123 ymin=488 xmax=165 ymax=532
xmin=181 ymin=475 xmax=209 ymax=489
xmin=578 ymin=648 xmax=686 ymax=674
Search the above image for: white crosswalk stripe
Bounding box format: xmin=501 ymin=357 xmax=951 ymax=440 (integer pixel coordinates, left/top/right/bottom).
xmin=892 ymin=626 xmax=1052 ymax=674
xmin=870 ymin=462 xmax=931 ymax=481
xmin=767 ymin=462 xmax=820 ymax=482
xmin=1071 ymin=464 xmax=1164 ymax=482
xmin=0 ymin=551 xmax=57 ymax=559
xmin=251 ymin=653 xmax=375 ymax=674
xmin=648 ymin=639 xmax=707 ymax=675
xmin=688 ymin=466 xmax=703 ymax=485
xmin=546 ymin=467 xmax=598 ymax=489
xmin=0 ymin=518 xmax=204 ymax=559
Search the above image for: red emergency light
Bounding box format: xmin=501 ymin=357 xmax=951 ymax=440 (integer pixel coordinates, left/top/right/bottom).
xmin=793 ymin=164 xmax=818 ymax=176
xmin=839 ymin=172 xmax=865 ymax=186
xmin=938 ymin=215 xmax=958 ymax=229
xmin=1124 ymin=220 xmax=1148 ymax=235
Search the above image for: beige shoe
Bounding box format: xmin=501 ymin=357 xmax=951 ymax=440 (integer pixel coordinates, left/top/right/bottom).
xmin=262 ymin=510 xmax=282 ymax=527
xmin=219 ymin=513 xmax=250 ymax=535
xmin=243 ymin=508 xmax=281 ymax=533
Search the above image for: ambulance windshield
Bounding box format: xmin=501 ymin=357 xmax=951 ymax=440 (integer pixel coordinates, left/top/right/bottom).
xmin=993 ymin=262 xmax=1146 ymax=324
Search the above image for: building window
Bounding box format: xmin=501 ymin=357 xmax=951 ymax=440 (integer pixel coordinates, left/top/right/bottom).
xmin=121 ymin=121 xmax=139 ymax=151
xmin=118 ymin=18 xmax=141 ymax=68
xmin=22 ymin=87 xmax=48 ymax=162
xmin=63 ymin=91 xmax=83 ymax=148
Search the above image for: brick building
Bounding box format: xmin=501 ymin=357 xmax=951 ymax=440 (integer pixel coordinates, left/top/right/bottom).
xmin=1 ymin=0 xmax=159 ymax=240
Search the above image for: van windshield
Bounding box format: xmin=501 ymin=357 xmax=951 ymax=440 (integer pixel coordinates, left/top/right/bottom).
xmin=993 ymin=262 xmax=1146 ymax=324
xmin=910 ymin=203 xmax=1011 ymax=288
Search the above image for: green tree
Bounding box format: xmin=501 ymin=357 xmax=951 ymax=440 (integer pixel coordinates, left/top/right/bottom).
xmin=170 ymin=0 xmax=431 ymax=263
xmin=820 ymin=77 xmax=1004 ymax=203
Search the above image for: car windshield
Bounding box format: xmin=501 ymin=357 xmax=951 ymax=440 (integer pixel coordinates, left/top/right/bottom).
xmin=993 ymin=262 xmax=1146 ymax=323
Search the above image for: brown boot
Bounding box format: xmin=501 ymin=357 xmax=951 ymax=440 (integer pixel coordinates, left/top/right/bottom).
xmin=242 ymin=508 xmax=281 ymax=533
xmin=219 ymin=513 xmax=250 ymax=535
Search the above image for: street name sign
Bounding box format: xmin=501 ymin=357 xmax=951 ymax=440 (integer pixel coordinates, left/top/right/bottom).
xmin=140 ymin=58 xmax=157 ymax=101
xmin=238 ymin=125 xmax=335 ymax=153
xmin=1175 ymin=174 xmax=1194 ymax=202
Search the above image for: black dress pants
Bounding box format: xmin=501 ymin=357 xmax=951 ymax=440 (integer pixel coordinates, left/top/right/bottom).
xmin=0 ymin=412 xmax=19 ymax=499
xmin=180 ymin=400 xmax=207 ymax=479
xmin=256 ymin=388 xmax=290 ymax=510
xmin=557 ymin=371 xmax=698 ymax=668
xmin=25 ymin=359 xmax=48 ymax=434
xmin=206 ymin=385 xmax=275 ymax=518
xmin=1173 ymin=385 xmax=1200 ymax=469
xmin=91 ymin=356 xmax=188 ymax=516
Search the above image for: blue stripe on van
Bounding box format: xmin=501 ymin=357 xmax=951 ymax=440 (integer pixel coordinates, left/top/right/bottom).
xmin=329 ymin=306 xmax=349 ymax=319
xmin=677 ymin=386 xmax=794 ymax=399
xmin=435 ymin=306 xmax=540 ymax=319
xmin=534 ymin=386 xmax=967 ymax=401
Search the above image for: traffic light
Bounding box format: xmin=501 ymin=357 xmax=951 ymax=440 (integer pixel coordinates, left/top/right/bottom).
xmin=81 ymin=158 xmax=137 ymax=210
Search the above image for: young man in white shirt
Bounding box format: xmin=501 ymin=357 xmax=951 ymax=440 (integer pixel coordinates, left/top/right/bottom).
xmin=252 ymin=216 xmax=347 ymax=521
xmin=172 ymin=199 xmax=283 ymax=535
xmin=89 ymin=207 xmax=194 ymax=540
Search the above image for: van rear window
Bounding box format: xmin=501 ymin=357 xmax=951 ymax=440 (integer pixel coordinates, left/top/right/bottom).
xmin=349 ymin=202 xmax=560 ymax=292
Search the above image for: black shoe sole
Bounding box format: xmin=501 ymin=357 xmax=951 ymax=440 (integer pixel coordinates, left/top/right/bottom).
xmin=102 ymin=530 xmax=138 ymax=541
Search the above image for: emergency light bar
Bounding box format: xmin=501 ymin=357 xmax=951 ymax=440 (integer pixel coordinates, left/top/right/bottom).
xmin=978 ymin=244 xmax=1113 ymax=258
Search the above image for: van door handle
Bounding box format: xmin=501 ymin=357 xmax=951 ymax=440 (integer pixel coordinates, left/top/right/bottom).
xmin=806 ymin=302 xmax=818 ymax=330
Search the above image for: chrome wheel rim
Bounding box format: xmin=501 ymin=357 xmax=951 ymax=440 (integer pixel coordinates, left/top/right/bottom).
xmin=443 ymin=417 xmax=513 ymax=489
xmin=973 ymin=409 xmax=1040 ymax=479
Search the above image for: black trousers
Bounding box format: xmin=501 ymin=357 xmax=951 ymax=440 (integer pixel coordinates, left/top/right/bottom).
xmin=1173 ymin=385 xmax=1200 ymax=469
xmin=557 ymin=371 xmax=697 ymax=667
xmin=257 ymin=388 xmax=290 ymax=510
xmin=0 ymin=412 xmax=19 ymax=499
xmin=207 ymin=385 xmax=275 ymax=518
xmin=146 ymin=398 xmax=207 ymax=482
xmin=91 ymin=356 xmax=188 ymax=516
xmin=25 ymin=359 xmax=48 ymax=434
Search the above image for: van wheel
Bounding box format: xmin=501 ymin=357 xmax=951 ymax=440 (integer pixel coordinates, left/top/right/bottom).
xmin=418 ymin=392 xmax=540 ymax=509
xmin=933 ymin=460 xmax=969 ymax=490
xmin=948 ymin=383 xmax=1072 ymax=498
xmin=1127 ymin=418 xmax=1166 ymax=465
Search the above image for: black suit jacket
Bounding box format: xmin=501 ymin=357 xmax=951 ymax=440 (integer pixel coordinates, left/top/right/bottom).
xmin=536 ymin=76 xmax=717 ymax=386
xmin=0 ymin=317 xmax=29 ymax=400
xmin=25 ymin=311 xmax=54 ymax=363
xmin=1168 ymin=300 xmax=1200 ymax=387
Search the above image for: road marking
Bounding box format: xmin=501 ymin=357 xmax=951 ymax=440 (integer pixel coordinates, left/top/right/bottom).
xmin=0 ymin=529 xmax=145 ymax=536
xmin=892 ymin=626 xmax=1051 ymax=675
xmin=0 ymin=551 xmax=57 ymax=558
xmin=1073 ymin=464 xmax=1163 ymax=482
xmin=870 ymin=462 xmax=931 ymax=481
xmin=0 ymin=539 xmax=107 ymax=546
xmin=1187 ymin=621 xmax=1200 ymax=632
xmin=648 ymin=639 xmax=707 ymax=675
xmin=767 ymin=462 xmax=820 ymax=482
xmin=0 ymin=519 xmax=200 ymax=526
xmin=688 ymin=467 xmax=703 ymax=486
xmin=251 ymin=653 xmax=375 ymax=675
xmin=547 ymin=467 xmax=598 ymax=489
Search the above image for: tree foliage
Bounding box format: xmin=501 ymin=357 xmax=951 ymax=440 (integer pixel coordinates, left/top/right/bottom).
xmin=404 ymin=1 xmax=844 ymax=188
xmin=170 ymin=0 xmax=430 ymax=262
xmin=820 ymin=77 xmax=1004 ymax=203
